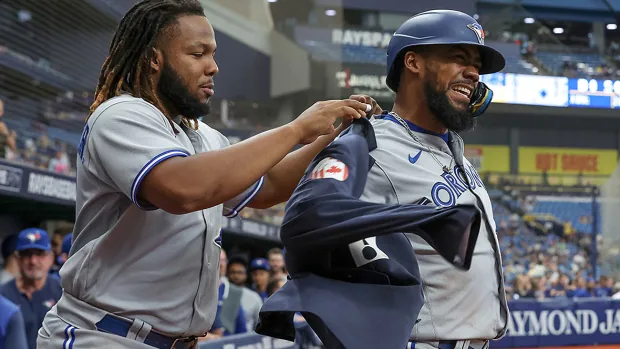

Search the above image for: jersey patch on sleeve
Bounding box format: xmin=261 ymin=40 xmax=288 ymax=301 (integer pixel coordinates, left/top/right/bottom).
xmin=310 ymin=157 xmax=349 ymax=181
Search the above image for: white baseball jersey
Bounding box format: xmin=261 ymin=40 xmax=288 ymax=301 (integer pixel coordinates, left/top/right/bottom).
xmin=360 ymin=114 xmax=509 ymax=341
xmin=56 ymin=94 xmax=264 ymax=337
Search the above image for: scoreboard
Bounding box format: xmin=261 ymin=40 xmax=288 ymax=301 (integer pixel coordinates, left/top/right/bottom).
xmin=480 ymin=73 xmax=620 ymax=109
xmin=567 ymin=78 xmax=620 ymax=109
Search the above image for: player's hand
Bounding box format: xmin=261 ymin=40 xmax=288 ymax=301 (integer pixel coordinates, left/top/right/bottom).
xmin=334 ymin=95 xmax=380 ymax=133
xmin=290 ymin=99 xmax=370 ymax=144
xmin=349 ymin=94 xmax=383 ymax=116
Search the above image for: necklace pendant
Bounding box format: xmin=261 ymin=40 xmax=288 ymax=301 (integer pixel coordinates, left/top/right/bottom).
xmin=443 ymin=166 xmax=451 ymax=173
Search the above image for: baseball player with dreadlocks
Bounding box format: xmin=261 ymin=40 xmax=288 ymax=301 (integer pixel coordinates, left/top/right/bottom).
xmin=36 ymin=1 xmax=378 ymax=348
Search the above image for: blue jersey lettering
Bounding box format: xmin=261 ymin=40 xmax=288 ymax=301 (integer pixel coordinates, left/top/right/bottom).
xmin=431 ymin=164 xmax=484 ymax=207
xmin=77 ymin=125 xmax=89 ymax=164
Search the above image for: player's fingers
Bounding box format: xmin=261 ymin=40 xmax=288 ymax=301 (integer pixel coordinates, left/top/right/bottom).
xmin=372 ymin=102 xmax=383 ymax=115
xmin=339 ymin=106 xmax=365 ymax=119
xmin=348 ymin=95 xmax=381 ymax=115
xmin=338 ymin=98 xmax=369 ymax=112
xmin=312 ymin=100 xmax=340 ymax=109
xmin=349 ymin=94 xmax=370 ymax=104
xmin=319 ymin=99 xmax=344 ymax=106
xmin=367 ymin=97 xmax=382 ymax=115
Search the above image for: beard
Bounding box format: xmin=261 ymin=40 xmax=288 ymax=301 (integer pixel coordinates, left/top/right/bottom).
xmin=423 ymin=69 xmax=476 ymax=133
xmin=157 ymin=63 xmax=210 ymax=119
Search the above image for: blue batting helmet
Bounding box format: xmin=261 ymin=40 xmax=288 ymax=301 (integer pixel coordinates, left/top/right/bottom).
xmin=385 ymin=10 xmax=506 ymax=93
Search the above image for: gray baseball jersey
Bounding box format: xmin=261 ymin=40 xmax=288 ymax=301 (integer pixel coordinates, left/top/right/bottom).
xmin=358 ymin=115 xmax=509 ymax=341
xmin=56 ymin=94 xmax=264 ymax=337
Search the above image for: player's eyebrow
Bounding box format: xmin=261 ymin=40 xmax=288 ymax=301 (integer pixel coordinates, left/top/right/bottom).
xmin=450 ymin=46 xmax=470 ymax=58
xmin=187 ymin=41 xmax=216 ymax=51
xmin=451 ymin=46 xmax=481 ymax=68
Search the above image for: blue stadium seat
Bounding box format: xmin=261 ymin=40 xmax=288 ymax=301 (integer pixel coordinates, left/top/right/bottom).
xmin=530 ymin=197 xmax=599 ymax=234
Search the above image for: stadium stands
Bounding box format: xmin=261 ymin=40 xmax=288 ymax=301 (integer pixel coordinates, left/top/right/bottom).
xmin=536 ymin=50 xmax=614 ymax=78
xmin=487 ymin=41 xmax=539 ymax=74
xmin=2 ymin=1 xmax=620 ymax=348
xmin=529 ymin=195 xmax=599 ymax=234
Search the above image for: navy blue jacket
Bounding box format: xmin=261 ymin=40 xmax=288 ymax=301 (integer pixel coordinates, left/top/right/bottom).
xmin=255 ymin=118 xmax=482 ymax=349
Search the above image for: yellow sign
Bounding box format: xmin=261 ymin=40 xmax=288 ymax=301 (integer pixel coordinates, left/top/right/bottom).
xmin=464 ymin=145 xmax=510 ymax=173
xmin=518 ymin=147 xmax=618 ymax=175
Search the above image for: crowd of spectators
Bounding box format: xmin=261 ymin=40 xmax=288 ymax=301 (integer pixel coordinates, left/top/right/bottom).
xmin=0 ymin=98 xmax=76 ymax=176
xmin=560 ymin=59 xmax=618 ymax=80
xmin=497 ymin=213 xmax=617 ymax=301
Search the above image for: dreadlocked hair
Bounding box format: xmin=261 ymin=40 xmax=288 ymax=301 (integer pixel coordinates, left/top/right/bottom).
xmin=89 ymin=0 xmax=205 ymax=130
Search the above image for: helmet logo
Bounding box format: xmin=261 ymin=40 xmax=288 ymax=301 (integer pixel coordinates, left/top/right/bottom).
xmin=467 ymin=23 xmax=485 ymax=44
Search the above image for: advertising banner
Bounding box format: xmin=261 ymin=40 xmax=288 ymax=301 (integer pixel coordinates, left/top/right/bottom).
xmin=494 ymin=299 xmax=620 ymax=348
xmin=464 ymin=145 xmax=510 ymax=173
xmin=518 ymin=147 xmax=618 ymax=175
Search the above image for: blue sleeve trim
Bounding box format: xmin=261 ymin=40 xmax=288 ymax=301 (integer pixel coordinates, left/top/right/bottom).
xmin=224 ymin=176 xmax=265 ymax=218
xmin=62 ymin=325 xmax=77 ymax=349
xmin=130 ymin=149 xmax=190 ymax=210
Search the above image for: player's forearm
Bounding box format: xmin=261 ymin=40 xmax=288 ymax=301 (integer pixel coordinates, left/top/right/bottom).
xmin=247 ymin=131 xmax=340 ymax=209
xmin=141 ymin=125 xmax=301 ymax=214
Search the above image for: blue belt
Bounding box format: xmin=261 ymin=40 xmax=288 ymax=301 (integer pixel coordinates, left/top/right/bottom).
xmin=95 ymin=314 xmax=198 ymax=349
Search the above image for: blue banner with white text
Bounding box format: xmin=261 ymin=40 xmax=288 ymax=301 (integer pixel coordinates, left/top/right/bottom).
xmin=493 ymin=299 xmax=620 ymax=347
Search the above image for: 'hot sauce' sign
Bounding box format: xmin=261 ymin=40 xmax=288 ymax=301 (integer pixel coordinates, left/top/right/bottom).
xmin=519 ymin=147 xmax=618 ymax=175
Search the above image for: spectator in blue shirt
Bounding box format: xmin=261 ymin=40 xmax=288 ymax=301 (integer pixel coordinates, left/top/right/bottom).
xmin=595 ymin=276 xmax=614 ymax=297
xmin=49 ymin=233 xmax=71 ymax=281
xmin=207 ymin=250 xmax=247 ymax=337
xmin=217 ymin=278 xmax=248 ymax=336
xmin=0 ymin=295 xmax=28 ymax=349
xmin=572 ymin=277 xmax=593 ymax=298
xmin=58 ymin=233 xmax=72 ymax=266
xmin=250 ymin=258 xmax=270 ymax=301
xmin=0 ymin=228 xmax=62 ymax=349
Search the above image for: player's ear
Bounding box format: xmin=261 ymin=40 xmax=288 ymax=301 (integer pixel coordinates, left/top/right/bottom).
xmin=403 ymin=50 xmax=422 ymax=75
xmin=150 ymin=47 xmax=164 ymax=73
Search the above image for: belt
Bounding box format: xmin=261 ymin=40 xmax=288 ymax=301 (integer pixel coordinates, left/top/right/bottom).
xmin=407 ymin=340 xmax=490 ymax=349
xmin=95 ymin=314 xmax=198 ymax=349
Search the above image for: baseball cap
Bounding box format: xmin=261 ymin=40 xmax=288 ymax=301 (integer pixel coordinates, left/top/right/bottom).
xmin=250 ymin=258 xmax=270 ymax=271
xmin=15 ymin=228 xmax=52 ymax=252
xmin=62 ymin=233 xmax=72 ymax=254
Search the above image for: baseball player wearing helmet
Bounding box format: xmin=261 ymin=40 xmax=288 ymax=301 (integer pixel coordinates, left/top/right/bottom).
xmin=36 ymin=1 xmax=379 ymax=348
xmin=358 ymin=10 xmax=507 ymax=349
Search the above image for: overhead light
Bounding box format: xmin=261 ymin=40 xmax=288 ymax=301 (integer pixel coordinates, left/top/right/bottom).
xmin=268 ymin=0 xmax=277 ymax=2
xmin=553 ymin=27 xmax=564 ymax=34
xmin=325 ymin=9 xmax=337 ymax=16
xmin=473 ymin=14 xmax=479 ymax=20
xmin=524 ymin=17 xmax=535 ymax=24
xmin=607 ymin=23 xmax=617 ymax=30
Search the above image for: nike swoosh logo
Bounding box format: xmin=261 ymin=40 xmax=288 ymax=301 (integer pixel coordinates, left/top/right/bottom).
xmin=408 ymin=150 xmax=422 ymax=164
